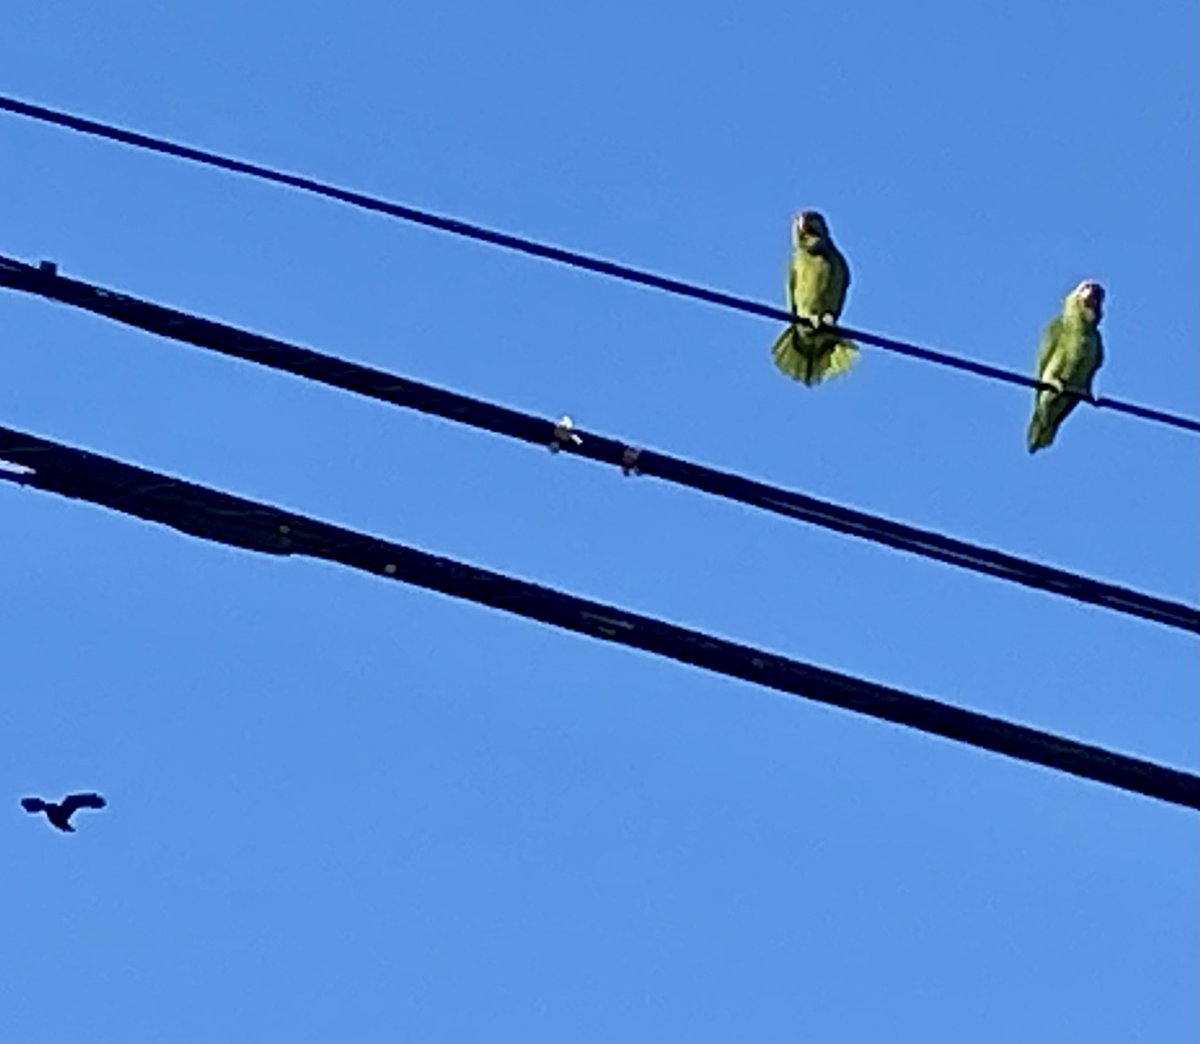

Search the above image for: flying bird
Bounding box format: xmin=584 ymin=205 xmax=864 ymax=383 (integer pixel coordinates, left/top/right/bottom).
xmin=770 ymin=210 xmax=858 ymax=386
xmin=21 ymin=792 xmax=107 ymax=832
xmin=1027 ymin=280 xmax=1105 ymax=453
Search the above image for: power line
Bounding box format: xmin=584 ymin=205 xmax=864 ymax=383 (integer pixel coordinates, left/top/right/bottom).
xmin=3 ymin=93 xmax=1197 ymax=438
xmin=3 ymin=253 xmax=1196 ymax=636
xmin=1 ymin=421 xmax=1195 ymax=812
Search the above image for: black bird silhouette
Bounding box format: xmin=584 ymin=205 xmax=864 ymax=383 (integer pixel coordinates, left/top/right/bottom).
xmin=21 ymin=792 xmax=107 ymax=832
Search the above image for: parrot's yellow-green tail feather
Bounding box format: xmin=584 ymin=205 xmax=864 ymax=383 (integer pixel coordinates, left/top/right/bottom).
xmin=1026 ymin=412 xmax=1052 ymax=453
xmin=771 ymin=327 xmax=858 ymax=387
xmin=1027 ymin=393 xmax=1079 ymax=453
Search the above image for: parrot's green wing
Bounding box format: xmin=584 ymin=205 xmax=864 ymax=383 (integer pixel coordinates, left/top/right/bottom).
xmin=825 ymin=244 xmax=851 ymax=318
xmin=1027 ymin=314 xmax=1102 ymax=453
xmin=1028 ymin=316 xmax=1070 ymax=452
xmin=1034 ymin=315 xmax=1064 ymax=380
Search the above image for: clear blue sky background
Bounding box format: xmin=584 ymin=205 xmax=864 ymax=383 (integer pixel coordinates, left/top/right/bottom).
xmin=2 ymin=3 xmax=1197 ymax=1042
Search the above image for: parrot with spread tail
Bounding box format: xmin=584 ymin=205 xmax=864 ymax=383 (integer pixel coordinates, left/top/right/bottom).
xmin=1027 ymin=280 xmax=1105 ymax=453
xmin=770 ymin=210 xmax=858 ymax=386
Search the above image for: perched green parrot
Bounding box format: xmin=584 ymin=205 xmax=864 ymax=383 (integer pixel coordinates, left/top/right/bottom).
xmin=770 ymin=210 xmax=858 ymax=386
xmin=1026 ymin=280 xmax=1105 ymax=453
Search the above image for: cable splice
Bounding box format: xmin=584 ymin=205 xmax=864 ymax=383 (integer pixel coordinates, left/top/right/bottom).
xmin=2 ymin=254 xmax=1195 ymax=635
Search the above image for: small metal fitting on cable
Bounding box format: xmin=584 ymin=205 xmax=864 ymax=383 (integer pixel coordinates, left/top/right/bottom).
xmin=620 ymin=446 xmax=642 ymax=476
xmin=549 ymin=415 xmax=582 ymax=453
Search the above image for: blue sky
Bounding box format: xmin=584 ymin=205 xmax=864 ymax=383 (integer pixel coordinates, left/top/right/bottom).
xmin=2 ymin=3 xmax=1197 ymax=1041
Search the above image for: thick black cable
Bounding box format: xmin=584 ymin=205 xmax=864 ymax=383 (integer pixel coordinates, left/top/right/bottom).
xmin=0 ymin=423 xmax=1195 ymax=812
xmin=2 ymin=93 xmax=1197 ymax=436
xmin=2 ymin=254 xmax=1196 ymax=635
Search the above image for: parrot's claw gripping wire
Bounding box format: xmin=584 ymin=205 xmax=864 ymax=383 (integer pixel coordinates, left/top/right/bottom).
xmin=549 ymin=415 xmax=582 ymax=454
xmin=620 ymin=446 xmax=642 ymax=476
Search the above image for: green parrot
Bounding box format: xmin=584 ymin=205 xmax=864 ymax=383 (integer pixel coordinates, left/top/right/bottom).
xmin=1026 ymin=280 xmax=1105 ymax=453
xmin=770 ymin=210 xmax=858 ymax=386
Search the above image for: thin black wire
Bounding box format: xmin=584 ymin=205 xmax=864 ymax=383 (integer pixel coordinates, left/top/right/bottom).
xmin=2 ymin=93 xmax=1197 ymax=437
xmin=0 ymin=422 xmax=1195 ymax=812
xmin=2 ymin=254 xmax=1196 ymax=635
